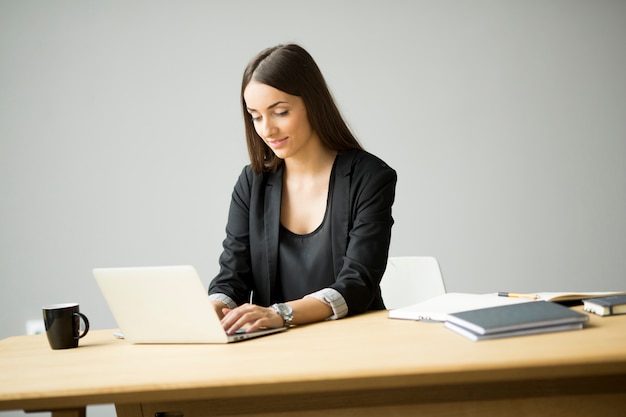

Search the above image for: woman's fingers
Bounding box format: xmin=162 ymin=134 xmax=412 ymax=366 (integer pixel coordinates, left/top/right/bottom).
xmin=221 ymin=304 xmax=279 ymax=334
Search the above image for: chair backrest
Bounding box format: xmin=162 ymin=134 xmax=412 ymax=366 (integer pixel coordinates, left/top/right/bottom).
xmin=379 ymin=256 xmax=446 ymax=309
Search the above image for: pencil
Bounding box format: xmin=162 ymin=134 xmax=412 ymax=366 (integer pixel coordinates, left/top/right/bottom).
xmin=497 ymin=292 xmax=539 ymax=300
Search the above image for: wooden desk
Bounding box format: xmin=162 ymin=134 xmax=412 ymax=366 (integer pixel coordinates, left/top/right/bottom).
xmin=1 ymin=308 xmax=626 ymax=417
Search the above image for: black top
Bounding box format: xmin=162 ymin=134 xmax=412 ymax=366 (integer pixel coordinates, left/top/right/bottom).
xmin=275 ymin=165 xmax=336 ymax=303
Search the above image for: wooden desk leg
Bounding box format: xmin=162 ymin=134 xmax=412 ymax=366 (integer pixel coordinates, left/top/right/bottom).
xmin=115 ymin=403 xmax=143 ymax=417
xmin=50 ymin=409 xmax=86 ymax=417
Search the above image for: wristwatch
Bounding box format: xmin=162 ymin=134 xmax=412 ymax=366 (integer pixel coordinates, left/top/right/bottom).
xmin=271 ymin=303 xmax=293 ymax=327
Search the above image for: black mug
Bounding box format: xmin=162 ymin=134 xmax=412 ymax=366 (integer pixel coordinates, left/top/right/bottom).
xmin=43 ymin=303 xmax=90 ymax=349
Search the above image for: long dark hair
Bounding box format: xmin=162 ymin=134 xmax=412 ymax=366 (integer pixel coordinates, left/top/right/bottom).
xmin=241 ymin=44 xmax=362 ymax=173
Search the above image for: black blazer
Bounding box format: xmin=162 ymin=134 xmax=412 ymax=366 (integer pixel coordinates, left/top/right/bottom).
xmin=209 ymin=149 xmax=397 ymax=314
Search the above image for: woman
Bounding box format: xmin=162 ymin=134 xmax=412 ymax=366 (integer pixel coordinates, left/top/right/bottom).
xmin=209 ymin=44 xmax=396 ymax=335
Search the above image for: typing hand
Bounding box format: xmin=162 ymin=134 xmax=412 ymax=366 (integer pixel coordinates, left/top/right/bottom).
xmin=209 ymin=300 xmax=228 ymax=320
xmin=221 ymin=303 xmax=284 ymax=335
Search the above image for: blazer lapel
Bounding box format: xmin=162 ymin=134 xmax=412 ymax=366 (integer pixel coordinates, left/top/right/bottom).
xmin=263 ymin=166 xmax=283 ymax=303
xmin=330 ymin=150 xmax=355 ymax=276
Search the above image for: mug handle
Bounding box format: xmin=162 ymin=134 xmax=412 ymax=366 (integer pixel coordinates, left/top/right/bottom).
xmin=74 ymin=312 xmax=90 ymax=339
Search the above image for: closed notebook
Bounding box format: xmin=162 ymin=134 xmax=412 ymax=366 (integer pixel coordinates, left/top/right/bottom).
xmin=446 ymin=301 xmax=589 ymax=335
xmin=582 ymin=295 xmax=626 ymax=316
xmin=445 ymin=321 xmax=584 ymax=341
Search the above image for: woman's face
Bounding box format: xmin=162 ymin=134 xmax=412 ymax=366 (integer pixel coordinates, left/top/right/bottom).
xmin=244 ymin=80 xmax=319 ymax=161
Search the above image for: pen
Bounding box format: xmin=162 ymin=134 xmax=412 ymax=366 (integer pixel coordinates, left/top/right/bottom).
xmin=498 ymin=292 xmax=539 ymax=300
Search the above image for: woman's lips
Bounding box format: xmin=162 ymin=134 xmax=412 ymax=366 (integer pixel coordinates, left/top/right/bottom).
xmin=268 ymin=137 xmax=288 ymax=149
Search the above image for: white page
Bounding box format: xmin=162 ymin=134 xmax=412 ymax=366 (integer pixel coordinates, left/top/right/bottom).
xmin=388 ymin=292 xmax=532 ymax=322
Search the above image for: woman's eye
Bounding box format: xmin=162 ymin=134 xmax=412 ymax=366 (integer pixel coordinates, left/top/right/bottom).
xmin=250 ymin=115 xmax=261 ymax=122
xmin=275 ymin=110 xmax=289 ymax=117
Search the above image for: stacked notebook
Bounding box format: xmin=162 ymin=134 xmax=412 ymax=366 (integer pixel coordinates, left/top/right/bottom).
xmin=583 ymin=295 xmax=626 ymax=316
xmin=445 ymin=301 xmax=589 ymax=341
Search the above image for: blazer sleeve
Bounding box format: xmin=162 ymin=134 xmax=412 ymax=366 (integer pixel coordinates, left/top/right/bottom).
xmin=330 ymin=152 xmax=397 ymax=314
xmin=208 ymin=166 xmax=255 ymax=305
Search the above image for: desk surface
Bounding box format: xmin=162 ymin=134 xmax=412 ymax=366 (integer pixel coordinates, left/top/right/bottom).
xmin=2 ymin=308 xmax=626 ymax=414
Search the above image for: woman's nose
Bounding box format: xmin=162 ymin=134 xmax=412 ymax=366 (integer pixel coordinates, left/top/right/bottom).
xmin=261 ymin=120 xmax=276 ymax=137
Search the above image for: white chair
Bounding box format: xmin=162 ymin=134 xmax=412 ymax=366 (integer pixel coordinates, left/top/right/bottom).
xmin=380 ymin=256 xmax=446 ymax=309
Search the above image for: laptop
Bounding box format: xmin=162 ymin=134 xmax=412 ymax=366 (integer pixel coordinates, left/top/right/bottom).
xmin=93 ymin=265 xmax=287 ymax=343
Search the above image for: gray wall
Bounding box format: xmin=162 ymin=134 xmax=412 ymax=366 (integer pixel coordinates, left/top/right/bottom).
xmin=1 ymin=0 xmax=625 ymax=415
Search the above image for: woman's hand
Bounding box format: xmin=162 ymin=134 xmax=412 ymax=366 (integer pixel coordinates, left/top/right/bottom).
xmin=209 ymin=300 xmax=228 ymax=320
xmin=221 ymin=303 xmax=284 ymax=335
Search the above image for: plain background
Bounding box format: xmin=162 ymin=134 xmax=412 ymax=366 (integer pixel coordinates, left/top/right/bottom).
xmin=1 ymin=1 xmax=625 ymax=416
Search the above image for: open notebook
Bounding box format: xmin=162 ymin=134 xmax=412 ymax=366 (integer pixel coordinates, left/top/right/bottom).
xmin=388 ymin=293 xmax=532 ymax=322
xmin=94 ymin=265 xmax=287 ymax=343
xmin=388 ymin=291 xmax=626 ymax=322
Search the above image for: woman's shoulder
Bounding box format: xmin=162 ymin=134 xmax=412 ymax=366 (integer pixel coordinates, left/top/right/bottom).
xmin=236 ymin=163 xmax=283 ymax=188
xmin=337 ymin=149 xmax=396 ymax=178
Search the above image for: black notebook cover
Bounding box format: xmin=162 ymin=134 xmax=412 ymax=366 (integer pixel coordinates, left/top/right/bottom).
xmin=446 ymin=301 xmax=589 ymax=335
xmin=583 ymin=295 xmax=626 ymax=316
xmin=584 ymin=294 xmax=626 ymax=307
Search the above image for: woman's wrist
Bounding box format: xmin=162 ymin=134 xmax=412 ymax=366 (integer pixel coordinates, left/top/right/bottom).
xmin=270 ymin=303 xmax=294 ymax=327
xmin=210 ymin=300 xmax=229 ymax=319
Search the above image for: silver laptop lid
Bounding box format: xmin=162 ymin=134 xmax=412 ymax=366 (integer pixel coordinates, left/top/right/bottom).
xmin=93 ymin=265 xmax=285 ymax=344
